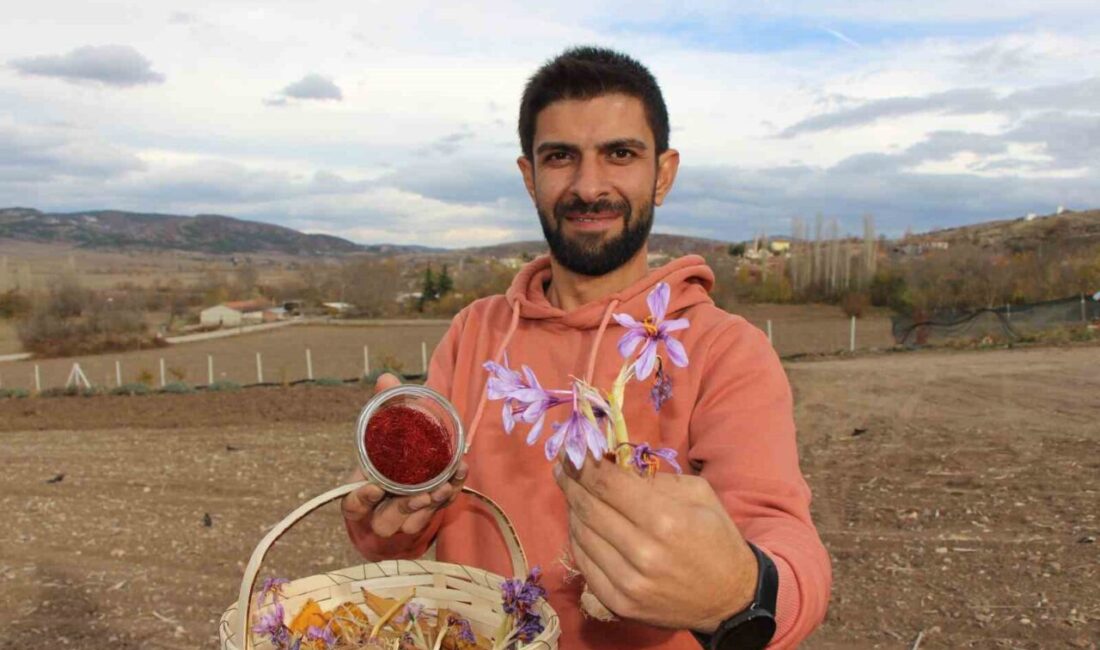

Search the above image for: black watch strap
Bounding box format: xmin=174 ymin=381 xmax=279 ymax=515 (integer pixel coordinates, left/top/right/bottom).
xmin=692 ymin=542 xmax=779 ymax=650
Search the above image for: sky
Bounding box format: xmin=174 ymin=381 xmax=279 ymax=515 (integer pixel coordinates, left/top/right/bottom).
xmin=1 ymin=1 xmax=1099 ymax=248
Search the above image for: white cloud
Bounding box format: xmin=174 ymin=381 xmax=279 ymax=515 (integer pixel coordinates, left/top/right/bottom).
xmin=9 ymin=44 xmax=164 ymax=86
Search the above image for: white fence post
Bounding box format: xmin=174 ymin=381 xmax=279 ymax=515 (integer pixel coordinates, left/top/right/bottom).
xmin=159 ymin=358 xmax=166 ymax=387
xmin=256 ymin=352 xmax=264 ymax=384
xmin=207 ymin=355 xmax=214 ymax=385
xmin=1083 ymin=293 xmax=1088 ymax=323
xmin=115 ymin=360 xmax=122 ymax=387
xmin=363 ymin=345 xmax=370 ymax=378
xmin=306 ymin=348 xmax=314 ymax=381
xmin=850 ymin=316 xmax=857 ymax=352
xmin=766 ymin=319 xmax=773 ymax=344
xmin=34 ymin=364 xmax=41 ymax=393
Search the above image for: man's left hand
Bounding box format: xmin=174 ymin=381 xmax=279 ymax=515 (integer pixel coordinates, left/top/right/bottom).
xmin=554 ymin=458 xmax=758 ymax=632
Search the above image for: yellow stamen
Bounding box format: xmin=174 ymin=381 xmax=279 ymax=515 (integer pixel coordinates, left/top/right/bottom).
xmin=642 ymin=316 xmax=659 ymax=337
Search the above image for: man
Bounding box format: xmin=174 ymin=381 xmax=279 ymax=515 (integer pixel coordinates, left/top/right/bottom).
xmin=344 ymin=46 xmax=831 ymax=649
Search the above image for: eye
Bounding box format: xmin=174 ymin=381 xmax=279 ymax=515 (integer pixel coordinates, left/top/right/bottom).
xmin=610 ymin=148 xmax=636 ymax=161
xmin=543 ymin=151 xmax=572 ymax=164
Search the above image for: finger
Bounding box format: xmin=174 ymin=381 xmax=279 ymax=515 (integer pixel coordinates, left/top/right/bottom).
xmin=370 ymin=494 xmax=431 ymax=538
xmin=569 ymin=509 xmax=643 ymax=581
xmin=428 ymin=483 xmax=454 ymax=508
xmin=555 ymin=463 xmax=641 ymax=552
xmin=568 ymin=458 xmax=651 ymax=526
xmin=449 ymin=460 xmax=469 ymax=486
xmin=400 ymin=506 xmax=438 ymax=536
xmin=569 ymin=535 xmax=628 ymax=619
xmin=342 ymin=483 xmax=384 ymax=522
xmin=374 ymin=372 xmax=401 ymax=394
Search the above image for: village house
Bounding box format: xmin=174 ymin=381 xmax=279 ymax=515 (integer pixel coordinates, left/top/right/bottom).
xmin=199 ymin=299 xmax=275 ymax=328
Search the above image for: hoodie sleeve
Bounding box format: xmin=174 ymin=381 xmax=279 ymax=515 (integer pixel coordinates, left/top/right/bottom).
xmin=688 ymin=319 xmax=831 ymax=648
xmin=345 ymin=309 xmax=468 ymax=561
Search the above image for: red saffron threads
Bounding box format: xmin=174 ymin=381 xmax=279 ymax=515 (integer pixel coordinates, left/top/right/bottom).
xmin=365 ymin=404 xmax=453 ymax=485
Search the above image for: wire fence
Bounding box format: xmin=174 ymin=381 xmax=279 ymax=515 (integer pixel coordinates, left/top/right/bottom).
xmin=891 ymin=293 xmax=1100 ymax=345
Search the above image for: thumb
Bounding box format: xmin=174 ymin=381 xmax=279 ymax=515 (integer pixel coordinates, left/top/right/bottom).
xmin=374 ymin=372 xmax=402 ymax=394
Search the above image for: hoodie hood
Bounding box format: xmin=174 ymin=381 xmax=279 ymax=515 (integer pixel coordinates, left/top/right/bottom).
xmin=504 ymin=254 xmax=715 ymax=329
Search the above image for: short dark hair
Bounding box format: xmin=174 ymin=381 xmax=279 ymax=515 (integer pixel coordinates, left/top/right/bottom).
xmin=518 ymin=46 xmax=670 ymax=161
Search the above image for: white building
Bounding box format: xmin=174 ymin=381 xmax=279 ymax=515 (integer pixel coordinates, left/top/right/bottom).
xmin=200 ymin=305 xmax=242 ymax=328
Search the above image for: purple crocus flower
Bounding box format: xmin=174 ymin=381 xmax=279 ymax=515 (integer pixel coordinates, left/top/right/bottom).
xmin=447 ymin=615 xmax=476 ymax=643
xmin=484 ymin=358 xmax=570 ymax=440
xmin=544 ymin=395 xmax=607 ymax=470
xmin=613 ymin=282 xmax=689 ymax=380
xmin=500 ymin=566 xmax=547 ymax=642
xmin=305 ymin=624 xmax=336 ymax=648
xmin=625 ymin=442 xmax=683 ymax=477
xmin=650 ymin=364 xmax=674 ymax=411
xmin=256 ymin=577 xmax=289 ymax=609
xmin=395 ymin=601 xmax=423 ymax=624
xmin=251 ymin=601 xmax=289 ymax=646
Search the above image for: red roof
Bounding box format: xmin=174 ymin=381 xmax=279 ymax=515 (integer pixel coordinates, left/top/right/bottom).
xmin=222 ymin=299 xmax=271 ymax=312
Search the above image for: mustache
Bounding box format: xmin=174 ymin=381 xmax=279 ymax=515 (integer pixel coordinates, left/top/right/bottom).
xmin=553 ymin=197 xmax=630 ymax=220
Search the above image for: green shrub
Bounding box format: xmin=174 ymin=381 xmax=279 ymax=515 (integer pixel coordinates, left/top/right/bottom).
xmin=207 ymin=380 xmax=241 ymax=392
xmin=312 ymin=377 xmax=345 ymax=386
xmin=112 ymin=383 xmax=151 ymax=396
xmin=40 ymin=386 xmax=81 ymax=398
xmin=160 ymin=381 xmax=195 ymax=394
xmin=0 ymin=387 xmax=30 ymax=399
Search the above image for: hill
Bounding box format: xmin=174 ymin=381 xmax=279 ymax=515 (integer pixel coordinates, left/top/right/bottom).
xmin=908 ymin=208 xmax=1100 ymax=252
xmin=0 ymin=207 xmax=438 ymax=256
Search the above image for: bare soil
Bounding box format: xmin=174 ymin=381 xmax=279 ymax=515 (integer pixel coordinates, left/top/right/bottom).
xmin=0 ymin=345 xmax=1097 ymax=649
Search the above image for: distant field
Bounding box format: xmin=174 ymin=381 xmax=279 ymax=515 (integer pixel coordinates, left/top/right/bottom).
xmin=728 ymin=303 xmax=895 ymax=356
xmin=0 ymin=239 xmax=303 ymax=290
xmin=0 ymin=323 xmax=451 ymax=391
xmin=0 ymin=319 xmax=20 ymax=355
xmin=0 ymin=304 xmax=896 ymax=392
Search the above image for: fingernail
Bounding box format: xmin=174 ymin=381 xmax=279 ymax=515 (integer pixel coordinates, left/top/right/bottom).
xmin=552 ymin=464 xmax=562 ymax=480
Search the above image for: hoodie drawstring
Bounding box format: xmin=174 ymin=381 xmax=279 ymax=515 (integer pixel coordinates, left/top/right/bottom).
xmin=465 ymin=300 xmax=522 ymax=452
xmin=584 ymin=299 xmax=619 ymax=384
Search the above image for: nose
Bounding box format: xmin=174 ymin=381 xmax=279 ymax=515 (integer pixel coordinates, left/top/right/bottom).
xmin=567 ymin=154 xmax=610 ymax=204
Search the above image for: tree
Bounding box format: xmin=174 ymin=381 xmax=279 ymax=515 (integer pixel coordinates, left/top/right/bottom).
xmin=418 ymin=266 xmax=438 ymax=312
xmin=437 ymin=264 xmax=454 ymax=296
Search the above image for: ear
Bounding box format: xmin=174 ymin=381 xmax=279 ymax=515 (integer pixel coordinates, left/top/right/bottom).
xmin=517 ymin=155 xmax=536 ymax=202
xmin=654 ymin=148 xmax=680 ymax=207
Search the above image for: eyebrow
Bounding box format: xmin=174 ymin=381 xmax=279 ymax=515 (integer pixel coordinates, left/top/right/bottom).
xmin=535 ymin=138 xmax=649 ymax=155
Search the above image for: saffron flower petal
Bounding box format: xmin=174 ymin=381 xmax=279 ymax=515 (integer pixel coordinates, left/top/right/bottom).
xmin=647 ymin=282 xmax=670 ymax=322
xmin=612 ymin=312 xmax=641 ymax=329
xmin=544 ymin=425 xmax=565 ymax=461
xmin=660 ymin=317 xmax=690 ymax=333
xmin=617 ymin=328 xmax=646 ymax=358
xmin=635 ymin=339 xmax=659 ymax=380
xmin=525 ymin=413 xmax=546 ymax=445
xmin=663 ymin=336 xmax=689 ymax=368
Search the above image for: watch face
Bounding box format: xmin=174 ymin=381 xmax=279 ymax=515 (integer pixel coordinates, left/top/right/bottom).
xmin=715 ymin=613 xmax=777 ymax=650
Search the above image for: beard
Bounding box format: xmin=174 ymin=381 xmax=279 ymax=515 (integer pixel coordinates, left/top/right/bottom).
xmin=537 ymin=193 xmax=654 ymax=277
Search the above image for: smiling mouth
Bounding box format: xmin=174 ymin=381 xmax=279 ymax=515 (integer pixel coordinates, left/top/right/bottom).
xmin=565 ymin=212 xmax=620 ymax=223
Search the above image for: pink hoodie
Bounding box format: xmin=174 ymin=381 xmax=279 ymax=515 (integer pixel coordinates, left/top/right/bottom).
xmin=348 ymin=255 xmax=831 ymax=648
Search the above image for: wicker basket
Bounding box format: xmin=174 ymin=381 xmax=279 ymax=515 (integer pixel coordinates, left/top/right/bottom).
xmin=220 ymin=482 xmax=560 ymax=649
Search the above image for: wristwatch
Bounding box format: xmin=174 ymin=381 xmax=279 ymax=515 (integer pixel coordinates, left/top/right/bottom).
xmin=693 ymin=542 xmax=778 ymax=650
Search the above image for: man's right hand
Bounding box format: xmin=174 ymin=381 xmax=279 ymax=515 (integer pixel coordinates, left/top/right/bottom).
xmin=341 ymin=372 xmax=468 ymax=538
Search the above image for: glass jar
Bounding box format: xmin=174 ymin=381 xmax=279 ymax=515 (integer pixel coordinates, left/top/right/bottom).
xmin=355 ymin=384 xmax=465 ymax=496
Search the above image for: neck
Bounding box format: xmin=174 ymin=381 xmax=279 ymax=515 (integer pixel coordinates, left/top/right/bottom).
xmin=546 ymin=244 xmax=650 ymax=311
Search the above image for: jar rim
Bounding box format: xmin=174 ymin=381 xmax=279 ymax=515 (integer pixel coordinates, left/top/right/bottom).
xmin=355 ymin=384 xmax=466 ymax=495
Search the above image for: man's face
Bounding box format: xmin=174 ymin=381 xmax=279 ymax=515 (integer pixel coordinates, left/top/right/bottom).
xmin=518 ymin=93 xmax=679 ymax=276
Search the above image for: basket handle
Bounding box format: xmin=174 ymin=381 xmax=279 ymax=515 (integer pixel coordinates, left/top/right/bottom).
xmin=234 ymin=482 xmax=527 ymax=649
